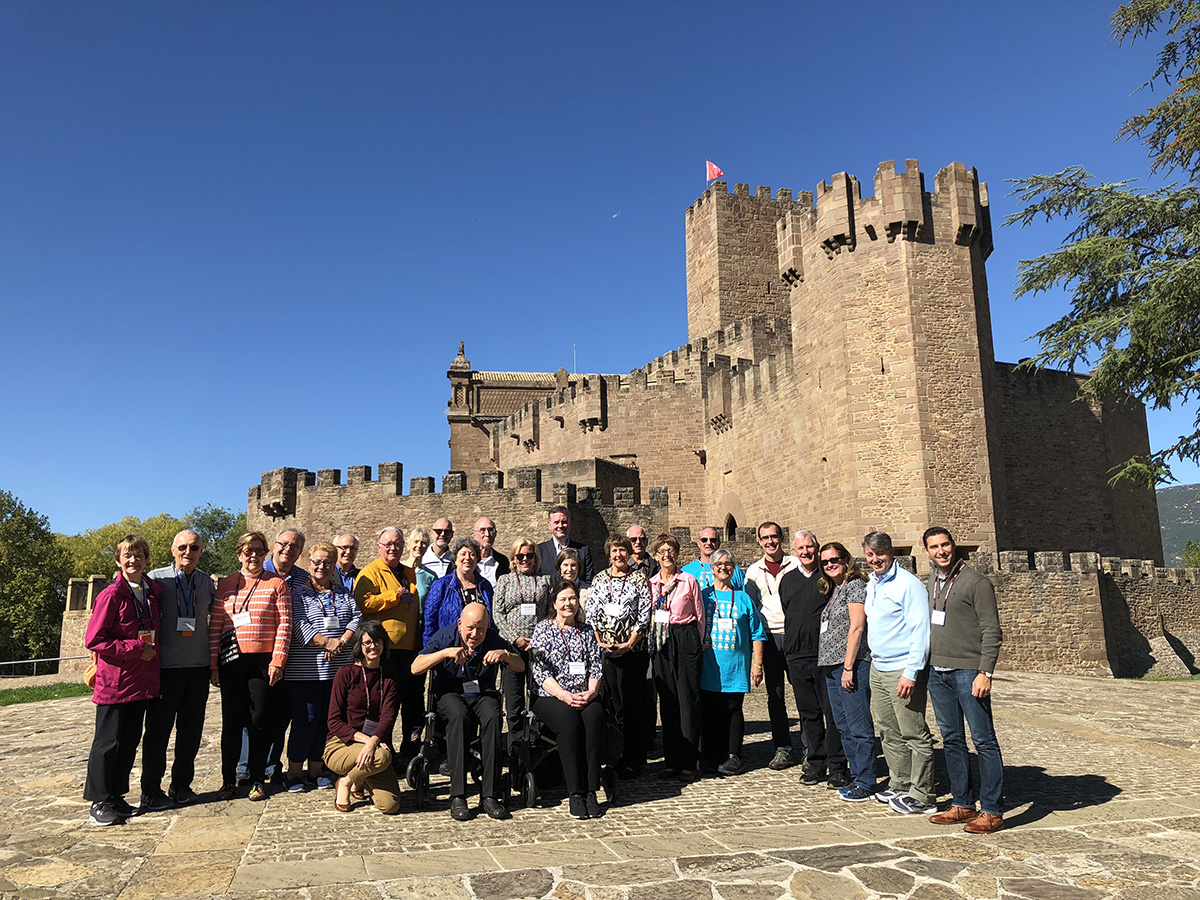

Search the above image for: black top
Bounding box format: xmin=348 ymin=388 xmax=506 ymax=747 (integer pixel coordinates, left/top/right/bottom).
xmin=422 ymin=622 xmax=513 ymax=698
xmin=778 ymin=567 xmax=830 ymax=660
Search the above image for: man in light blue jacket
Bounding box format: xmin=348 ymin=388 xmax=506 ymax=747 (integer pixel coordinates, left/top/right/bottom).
xmin=862 ymin=531 xmax=934 ymax=815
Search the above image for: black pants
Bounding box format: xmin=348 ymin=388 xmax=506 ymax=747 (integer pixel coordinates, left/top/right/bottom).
xmin=786 ymin=655 xmax=846 ymax=774
xmin=501 ymin=646 xmax=531 ymax=741
xmin=219 ymin=652 xmax=273 ymax=785
xmin=533 ymin=696 xmax=604 ymax=794
xmin=84 ymin=700 xmax=149 ymax=802
xmin=437 ymin=692 xmax=503 ymax=799
xmin=762 ymin=636 xmax=793 ymax=750
xmin=266 ymin=679 xmax=290 ymax=776
xmin=700 ymin=690 xmax=745 ymax=764
xmin=387 ymin=649 xmax=424 ymax=752
xmin=602 ymin=646 xmax=648 ymax=769
xmin=141 ymin=666 xmax=210 ymax=794
xmin=287 ymin=679 xmax=332 ymax=764
xmin=653 ymin=623 xmax=702 ymax=771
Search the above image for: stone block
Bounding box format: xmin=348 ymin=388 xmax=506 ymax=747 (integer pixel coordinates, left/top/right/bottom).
xmin=553 ymin=482 xmax=577 ymax=505
xmin=347 ymin=465 xmax=371 ymax=484
xmin=999 ymin=551 xmax=1031 ymax=572
xmin=614 ymin=486 xmax=636 ymax=508
xmin=1034 ymin=551 xmax=1066 ymax=573
xmin=410 ymin=477 xmax=435 ymax=495
xmin=1069 ymin=552 xmax=1099 ymax=573
xmin=317 ymin=468 xmax=341 ymax=486
xmin=378 ymin=462 xmax=402 ymax=492
xmin=648 ymin=486 xmax=669 ymax=508
xmin=479 ymin=471 xmax=504 ymax=491
xmin=442 ymin=472 xmax=466 ymax=493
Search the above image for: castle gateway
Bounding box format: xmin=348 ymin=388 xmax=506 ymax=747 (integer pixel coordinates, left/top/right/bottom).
xmin=443 ymin=160 xmax=1162 ymax=564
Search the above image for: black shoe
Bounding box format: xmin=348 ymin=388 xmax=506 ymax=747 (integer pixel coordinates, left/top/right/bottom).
xmin=568 ymin=793 xmax=589 ymax=820
xmin=717 ymin=755 xmax=747 ymax=776
xmin=167 ymin=786 xmax=199 ymax=806
xmin=826 ymin=770 xmax=851 ymax=789
xmin=585 ymin=792 xmax=603 ymax=818
xmin=139 ymin=790 xmax=174 ymax=812
xmin=800 ymin=767 xmax=826 ymax=786
xmin=481 ymin=796 xmax=511 ymax=820
xmin=90 ymin=801 xmax=121 ymax=826
xmin=450 ymin=796 xmax=471 ymax=821
xmin=617 ymin=764 xmax=641 ymax=780
xmin=111 ymin=797 xmax=137 ymax=818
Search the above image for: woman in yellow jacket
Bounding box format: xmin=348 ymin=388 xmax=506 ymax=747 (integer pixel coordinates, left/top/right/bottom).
xmin=354 ymin=527 xmax=422 ymax=761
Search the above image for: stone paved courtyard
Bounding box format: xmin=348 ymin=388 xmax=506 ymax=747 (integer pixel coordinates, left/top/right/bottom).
xmin=2 ymin=671 xmax=1200 ymax=900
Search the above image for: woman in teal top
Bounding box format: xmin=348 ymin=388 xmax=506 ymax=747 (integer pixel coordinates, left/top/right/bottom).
xmin=700 ymin=549 xmax=767 ymax=776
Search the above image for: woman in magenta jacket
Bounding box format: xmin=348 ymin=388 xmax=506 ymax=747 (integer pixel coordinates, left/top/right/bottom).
xmin=83 ymin=534 xmax=162 ymax=826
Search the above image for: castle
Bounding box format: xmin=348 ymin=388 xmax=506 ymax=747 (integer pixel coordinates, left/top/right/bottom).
xmin=206 ymin=158 xmax=1199 ymax=678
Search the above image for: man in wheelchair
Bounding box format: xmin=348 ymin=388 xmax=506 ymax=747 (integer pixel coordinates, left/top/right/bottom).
xmin=412 ymin=602 xmax=523 ymax=820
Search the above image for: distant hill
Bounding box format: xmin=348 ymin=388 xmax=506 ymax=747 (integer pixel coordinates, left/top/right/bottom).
xmin=1157 ymin=483 xmax=1200 ymax=564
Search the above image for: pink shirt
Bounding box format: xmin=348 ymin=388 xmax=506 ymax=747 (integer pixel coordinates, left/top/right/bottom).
xmin=649 ymin=569 xmax=705 ymax=631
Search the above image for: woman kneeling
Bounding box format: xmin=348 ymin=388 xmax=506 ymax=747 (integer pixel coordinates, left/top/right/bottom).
xmin=324 ymin=621 xmax=403 ymax=814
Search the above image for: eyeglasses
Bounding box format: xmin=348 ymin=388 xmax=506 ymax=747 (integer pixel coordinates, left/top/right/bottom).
xmin=334 ymin=545 xmax=356 ymax=552
xmin=379 ymin=541 xmax=403 ymax=549
xmin=275 ymin=541 xmax=302 ymax=551
xmin=698 ymin=537 xmax=718 ymax=545
xmin=515 ymin=553 xmax=536 ymax=561
xmin=242 ymin=547 xmax=266 ymax=557
xmin=712 ymin=563 xmax=734 ymax=571
xmin=821 ymin=558 xmax=845 ymax=568
xmin=657 ymin=549 xmax=678 ymax=558
xmin=759 ymin=534 xmax=781 ymax=543
xmin=176 ymin=543 xmax=201 ymax=552
xmin=629 ymin=536 xmax=647 ymax=543
xmin=433 ymin=528 xmax=453 ymax=536
xmin=475 ymin=527 xmax=496 ymax=535
xmin=310 ymin=559 xmax=334 ymax=569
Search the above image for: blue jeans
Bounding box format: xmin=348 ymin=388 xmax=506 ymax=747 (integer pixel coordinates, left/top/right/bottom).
xmin=928 ymin=668 xmax=1003 ymax=815
xmin=824 ymin=659 xmax=875 ymax=787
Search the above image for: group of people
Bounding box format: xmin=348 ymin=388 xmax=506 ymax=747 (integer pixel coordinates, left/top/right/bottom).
xmin=82 ymin=506 xmax=1004 ymax=835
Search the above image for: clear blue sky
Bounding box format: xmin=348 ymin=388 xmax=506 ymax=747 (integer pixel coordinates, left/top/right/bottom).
xmin=1 ymin=0 xmax=1189 ymax=535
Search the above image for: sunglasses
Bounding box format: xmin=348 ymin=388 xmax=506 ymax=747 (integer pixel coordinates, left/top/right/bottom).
xmin=515 ymin=553 xmax=536 ymax=561
xmin=821 ymin=558 xmax=845 ymax=568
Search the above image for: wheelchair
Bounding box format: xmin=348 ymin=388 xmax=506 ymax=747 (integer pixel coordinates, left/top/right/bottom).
xmin=405 ymin=677 xmax=511 ymax=809
xmin=506 ymin=666 xmax=621 ymax=809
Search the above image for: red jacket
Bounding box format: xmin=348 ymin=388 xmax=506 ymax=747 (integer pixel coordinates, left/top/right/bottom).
xmin=85 ymin=577 xmax=162 ymax=705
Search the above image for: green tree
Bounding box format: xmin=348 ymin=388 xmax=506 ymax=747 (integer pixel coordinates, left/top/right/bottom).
xmin=1007 ymin=0 xmax=1200 ymax=486
xmin=0 ymin=491 xmax=73 ymax=661
xmin=1183 ymin=538 xmax=1200 ymax=566
xmin=183 ymin=503 xmax=245 ymax=577
xmin=59 ymin=512 xmax=186 ymax=579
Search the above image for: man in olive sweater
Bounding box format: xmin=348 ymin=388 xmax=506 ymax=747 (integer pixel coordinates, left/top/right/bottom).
xmin=922 ymin=527 xmax=1004 ymax=834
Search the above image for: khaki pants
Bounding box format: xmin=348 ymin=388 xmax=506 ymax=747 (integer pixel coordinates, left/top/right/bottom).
xmin=323 ymin=736 xmax=402 ymax=814
xmin=868 ymin=664 xmax=934 ymax=805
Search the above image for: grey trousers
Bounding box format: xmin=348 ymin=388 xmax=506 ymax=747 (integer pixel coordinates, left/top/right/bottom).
xmin=868 ymin=664 xmax=934 ymax=805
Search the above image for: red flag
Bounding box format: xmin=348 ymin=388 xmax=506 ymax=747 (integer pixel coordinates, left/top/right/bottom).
xmin=706 ymin=160 xmax=724 ymax=181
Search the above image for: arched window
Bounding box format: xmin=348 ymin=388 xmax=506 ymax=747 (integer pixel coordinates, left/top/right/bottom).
xmin=725 ymin=514 xmax=738 ymax=542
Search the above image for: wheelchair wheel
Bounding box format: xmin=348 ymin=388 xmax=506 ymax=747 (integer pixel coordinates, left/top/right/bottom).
xmin=522 ymin=771 xmax=539 ymax=809
xmin=410 ymin=756 xmax=429 ymax=808
xmin=405 ymin=754 xmax=421 ymax=790
xmin=602 ymin=765 xmax=619 ymax=805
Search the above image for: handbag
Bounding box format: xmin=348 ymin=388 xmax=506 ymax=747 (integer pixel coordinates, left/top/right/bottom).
xmin=218 ymin=629 xmax=241 ymax=667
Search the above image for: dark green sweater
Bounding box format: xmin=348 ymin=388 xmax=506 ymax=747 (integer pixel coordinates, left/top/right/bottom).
xmin=926 ymin=564 xmax=1002 ymax=673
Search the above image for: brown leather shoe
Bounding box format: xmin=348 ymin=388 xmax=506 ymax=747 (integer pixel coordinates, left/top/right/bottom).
xmin=929 ymin=805 xmax=979 ymax=825
xmin=963 ymin=812 xmax=1004 ymax=834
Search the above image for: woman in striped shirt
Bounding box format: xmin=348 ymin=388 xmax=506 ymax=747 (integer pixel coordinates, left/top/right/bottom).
xmin=283 ymin=542 xmax=361 ymax=792
xmin=210 ymin=531 xmax=292 ymax=801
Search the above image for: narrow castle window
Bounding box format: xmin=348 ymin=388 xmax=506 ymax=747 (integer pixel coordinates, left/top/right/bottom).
xmin=725 ymin=515 xmax=737 ymax=542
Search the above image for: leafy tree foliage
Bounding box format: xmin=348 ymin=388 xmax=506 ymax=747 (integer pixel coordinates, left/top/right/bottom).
xmin=1007 ymin=0 xmax=1200 ymax=486
xmin=1183 ymin=538 xmax=1200 ymax=566
xmin=0 ymin=491 xmax=73 ymax=661
xmin=183 ymin=503 xmax=245 ymax=577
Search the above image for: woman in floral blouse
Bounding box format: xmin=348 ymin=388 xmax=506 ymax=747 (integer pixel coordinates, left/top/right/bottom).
xmin=494 ymin=538 xmax=553 ymax=742
xmin=585 ymin=536 xmax=651 ymax=778
xmin=530 ymin=580 xmax=605 ymax=820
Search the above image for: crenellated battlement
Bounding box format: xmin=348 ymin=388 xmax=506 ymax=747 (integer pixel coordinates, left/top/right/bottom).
xmin=686 ymin=181 xmax=801 ymax=219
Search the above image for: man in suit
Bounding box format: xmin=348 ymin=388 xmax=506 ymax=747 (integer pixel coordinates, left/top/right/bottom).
xmin=536 ymin=505 xmax=595 ymax=582
xmin=473 ymin=517 xmax=510 ymax=587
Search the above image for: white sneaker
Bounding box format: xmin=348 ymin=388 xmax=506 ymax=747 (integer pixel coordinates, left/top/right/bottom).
xmin=874 ymin=787 xmax=900 ymax=804
xmin=889 ymin=794 xmax=934 ymax=815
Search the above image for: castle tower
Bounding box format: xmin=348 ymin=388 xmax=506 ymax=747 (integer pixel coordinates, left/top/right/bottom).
xmin=685 ymin=182 xmax=798 ymax=345
xmin=782 ymin=159 xmax=1005 ymax=552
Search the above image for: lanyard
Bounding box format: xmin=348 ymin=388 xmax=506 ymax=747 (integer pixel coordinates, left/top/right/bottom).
xmin=234 ymin=575 xmax=262 ymax=616
xmin=932 ymin=561 xmax=963 ymax=612
xmin=654 ymin=576 xmax=679 ymax=611
xmin=453 ymin=634 xmax=483 ymax=681
xmin=711 ymin=587 xmax=735 ymax=620
xmin=605 ymin=572 xmax=631 ymax=604
xmin=174 ymin=568 xmax=196 ymax=618
xmin=557 ymin=623 xmax=582 ymax=660
xmin=360 ymin=665 xmax=378 ymax=717
xmin=314 ymin=587 xmax=336 ymax=618
xmin=127 ymin=579 xmax=149 ymax=628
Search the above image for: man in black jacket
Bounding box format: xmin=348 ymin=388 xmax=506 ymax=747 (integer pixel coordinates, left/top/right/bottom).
xmin=778 ymin=530 xmax=848 ymax=788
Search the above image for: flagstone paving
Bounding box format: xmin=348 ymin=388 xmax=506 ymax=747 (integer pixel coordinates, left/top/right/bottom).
xmin=2 ymin=671 xmax=1198 ymax=899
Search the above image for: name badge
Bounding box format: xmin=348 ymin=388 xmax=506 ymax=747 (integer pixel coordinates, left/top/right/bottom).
xmin=819 ymin=619 xmax=829 ymax=634
xmin=362 ymin=718 xmax=379 ymax=737
xmin=139 ymin=629 xmax=156 ymax=645
xmin=716 ymin=617 xmax=734 ymax=631
xmin=232 ymin=610 xmax=252 ymax=629
xmin=519 ymin=603 xmax=537 ymax=617
xmin=568 ymin=661 xmax=586 ymax=676
xmin=931 ymin=609 xmax=947 ymax=626
xmin=322 ymin=616 xmax=340 ymax=630
xmin=463 ymin=680 xmax=480 ymax=695
xmin=177 ymin=617 xmax=196 ymax=636
xmin=603 ymin=602 xmax=623 ymax=618
xmin=653 ymin=609 xmax=670 ymax=624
